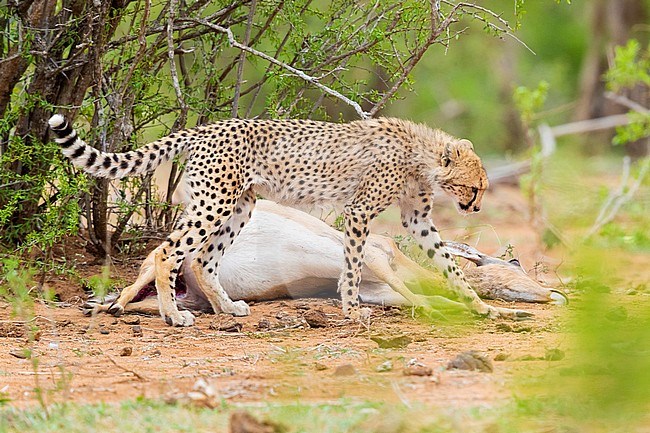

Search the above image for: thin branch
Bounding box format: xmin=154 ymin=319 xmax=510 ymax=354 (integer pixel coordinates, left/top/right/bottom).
xmin=367 ymin=2 xmax=460 ymax=117
xmin=167 ymin=0 xmax=188 ymax=127
xmin=181 ymin=17 xmax=369 ymax=119
xmin=605 ymin=91 xmax=650 ymax=114
xmin=232 ymin=0 xmax=256 ymax=117
xmin=585 ymin=157 xmax=650 ymax=239
xmin=443 ymin=1 xmax=535 ymax=55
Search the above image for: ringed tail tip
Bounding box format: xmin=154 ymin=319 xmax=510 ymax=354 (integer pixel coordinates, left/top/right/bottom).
xmin=49 ymin=114 xmax=66 ymax=130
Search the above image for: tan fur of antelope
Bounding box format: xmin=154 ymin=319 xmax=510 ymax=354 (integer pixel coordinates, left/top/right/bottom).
xmin=86 ymin=200 xmax=566 ymax=318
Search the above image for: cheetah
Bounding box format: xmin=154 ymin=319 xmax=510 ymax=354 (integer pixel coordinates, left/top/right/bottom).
xmin=49 ymin=115 xmax=531 ymax=326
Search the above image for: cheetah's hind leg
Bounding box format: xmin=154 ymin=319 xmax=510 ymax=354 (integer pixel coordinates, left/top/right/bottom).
xmin=188 ymin=188 xmax=256 ymax=317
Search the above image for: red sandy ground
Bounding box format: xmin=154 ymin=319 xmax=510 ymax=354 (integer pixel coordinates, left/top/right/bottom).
xmin=0 ymin=186 xmax=611 ymax=409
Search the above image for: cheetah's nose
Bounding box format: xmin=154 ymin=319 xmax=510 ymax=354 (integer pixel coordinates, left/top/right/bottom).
xmin=473 ymin=205 xmax=481 ymax=212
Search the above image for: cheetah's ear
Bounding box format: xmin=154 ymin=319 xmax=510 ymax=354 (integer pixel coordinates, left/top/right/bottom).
xmin=442 ymin=143 xmax=453 ymax=167
xmin=458 ymin=139 xmax=474 ymax=150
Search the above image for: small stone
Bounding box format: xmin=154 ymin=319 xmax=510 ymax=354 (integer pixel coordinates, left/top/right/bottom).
xmin=376 ymin=360 xmax=393 ymax=372
xmin=229 ymin=410 xmax=281 ymax=433
xmin=210 ymin=317 xmax=243 ymax=332
xmin=303 ymin=309 xmax=329 ymax=328
xmin=605 ymin=306 xmax=627 ymax=322
xmin=314 ymin=362 xmax=328 ymax=371
xmin=132 ymin=325 xmax=143 ymax=337
xmin=494 ymin=352 xmax=510 ymax=361
xmin=150 ymin=349 xmax=161 ymax=357
xmin=403 ymin=365 xmax=433 ymax=376
xmin=119 ymin=347 xmax=133 ymax=357
xmin=257 ymin=318 xmax=271 ymax=331
xmin=544 ymin=348 xmax=565 ymax=361
xmin=516 ymin=354 xmax=540 ymax=361
xmin=99 ymin=328 xmax=110 ymax=335
xmin=447 ymin=351 xmax=493 ymax=373
xmin=295 ymin=302 xmax=311 ymax=311
xmin=370 ymin=335 xmax=412 ymax=349
xmin=333 ymin=364 xmax=357 ymax=376
xmin=9 ymin=349 xmax=31 ymax=359
xmin=495 ymin=323 xmax=531 ymax=333
xmin=121 ymin=316 xmax=140 ymax=325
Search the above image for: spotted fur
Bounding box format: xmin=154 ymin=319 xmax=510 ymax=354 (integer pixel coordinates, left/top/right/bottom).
xmin=49 ymin=114 xmax=516 ymax=326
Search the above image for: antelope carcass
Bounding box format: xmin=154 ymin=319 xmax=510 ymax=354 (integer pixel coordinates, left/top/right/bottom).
xmin=85 ymin=200 xmax=567 ymax=318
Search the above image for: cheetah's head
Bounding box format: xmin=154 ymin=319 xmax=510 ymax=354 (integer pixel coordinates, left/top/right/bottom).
xmin=435 ymin=139 xmax=489 ymax=215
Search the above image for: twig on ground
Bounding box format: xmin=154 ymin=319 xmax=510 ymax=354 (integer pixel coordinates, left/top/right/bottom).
xmin=104 ymin=352 xmax=150 ymax=381
xmin=585 ymin=157 xmax=650 ymax=239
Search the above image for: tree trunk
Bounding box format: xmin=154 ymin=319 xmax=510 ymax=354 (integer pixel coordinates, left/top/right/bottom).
xmin=575 ymin=0 xmax=649 ymax=156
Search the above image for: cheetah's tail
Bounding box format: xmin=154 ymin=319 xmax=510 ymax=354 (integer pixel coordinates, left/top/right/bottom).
xmin=48 ymin=114 xmax=188 ymax=179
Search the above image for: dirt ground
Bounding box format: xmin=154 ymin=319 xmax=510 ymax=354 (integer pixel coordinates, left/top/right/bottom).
xmin=0 ymin=186 xmax=577 ymax=409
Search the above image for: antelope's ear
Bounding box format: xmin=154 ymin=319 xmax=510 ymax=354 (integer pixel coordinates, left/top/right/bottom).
xmin=458 ymin=139 xmax=474 ymax=150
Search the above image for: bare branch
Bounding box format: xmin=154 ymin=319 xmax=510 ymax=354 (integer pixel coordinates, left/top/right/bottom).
xmin=167 ymin=0 xmax=188 ymax=127
xmin=232 ymin=0 xmax=256 ymax=117
xmin=605 ymin=91 xmax=650 ymax=114
xmin=585 ymin=157 xmax=650 ymax=239
xmin=367 ymin=2 xmax=461 ymax=116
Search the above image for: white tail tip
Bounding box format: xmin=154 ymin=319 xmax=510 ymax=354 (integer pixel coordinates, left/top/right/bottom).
xmin=48 ymin=114 xmax=66 ymax=128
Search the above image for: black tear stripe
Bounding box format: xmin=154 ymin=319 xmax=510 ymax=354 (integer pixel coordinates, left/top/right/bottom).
xmin=460 ymin=188 xmax=479 ymax=211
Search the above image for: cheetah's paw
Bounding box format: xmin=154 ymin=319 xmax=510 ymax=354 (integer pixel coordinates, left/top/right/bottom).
xmin=163 ymin=310 xmax=195 ymax=327
xmin=221 ymin=300 xmax=251 ymax=317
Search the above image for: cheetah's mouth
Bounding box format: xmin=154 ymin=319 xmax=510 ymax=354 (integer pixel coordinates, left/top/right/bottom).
xmin=457 ymin=187 xmax=480 ymax=214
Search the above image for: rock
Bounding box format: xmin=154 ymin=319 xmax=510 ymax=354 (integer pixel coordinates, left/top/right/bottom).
xmin=120 ymin=347 xmax=133 ymax=357
xmin=210 ymin=317 xmax=243 ymax=333
xmin=166 ymin=378 xmax=220 ymax=409
xmin=99 ymin=328 xmax=110 ymax=335
xmin=0 ymin=323 xmax=24 ymax=338
xmin=376 ymin=360 xmax=393 ymax=372
xmin=333 ymin=364 xmax=357 ymax=376
xmin=370 ymin=335 xmax=412 ymax=349
xmin=132 ymin=325 xmax=143 ymax=337
xmin=494 ymin=352 xmax=510 ymax=361
xmin=229 ymin=410 xmax=282 ymax=433
xmin=314 ymin=362 xmax=328 ymax=371
xmin=447 ymin=351 xmax=493 ymax=373
xmin=303 ymin=309 xmax=329 ymax=328
xmin=9 ymin=349 xmax=31 ymax=359
xmin=403 ymin=365 xmax=432 ymax=376
xmin=605 ymin=306 xmax=627 ymax=322
xmin=495 ymin=323 xmax=531 ymax=333
xmin=121 ymin=316 xmax=140 ymax=325
xmin=257 ymin=318 xmax=271 ymax=331
xmin=544 ymin=348 xmax=565 ymax=361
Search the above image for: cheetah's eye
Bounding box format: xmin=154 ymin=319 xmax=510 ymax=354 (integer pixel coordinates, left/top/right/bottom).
xmin=443 ymin=157 xmax=451 ymax=167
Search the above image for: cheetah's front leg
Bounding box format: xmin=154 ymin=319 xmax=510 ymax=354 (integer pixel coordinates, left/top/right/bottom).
xmin=400 ymin=195 xmax=532 ymax=320
xmin=338 ymin=205 xmax=370 ymax=320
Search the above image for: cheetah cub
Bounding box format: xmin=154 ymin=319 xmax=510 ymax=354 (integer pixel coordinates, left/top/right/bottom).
xmin=49 ymin=115 xmax=530 ymax=326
